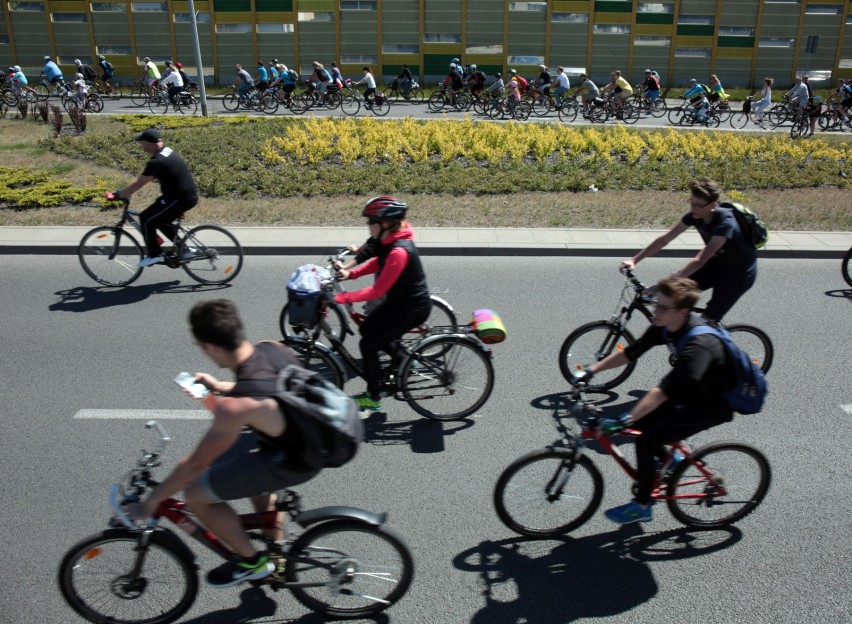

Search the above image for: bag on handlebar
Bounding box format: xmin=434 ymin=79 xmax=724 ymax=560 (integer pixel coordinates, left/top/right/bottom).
xmin=287 ymin=264 xmax=331 ymax=328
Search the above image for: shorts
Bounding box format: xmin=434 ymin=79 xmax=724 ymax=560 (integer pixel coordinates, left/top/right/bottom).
xmin=646 ymin=89 xmax=660 ymax=103
xmin=614 ymin=86 xmax=622 ymax=94
xmin=691 ymin=258 xmax=757 ymax=322
xmin=146 ymin=77 xmax=158 ymax=87
xmin=201 ymin=430 xmax=320 ymax=503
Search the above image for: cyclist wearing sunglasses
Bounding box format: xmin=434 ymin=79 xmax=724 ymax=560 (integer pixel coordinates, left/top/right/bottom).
xmin=620 ymin=177 xmax=757 ymax=322
xmin=334 ymin=197 xmax=432 ymax=412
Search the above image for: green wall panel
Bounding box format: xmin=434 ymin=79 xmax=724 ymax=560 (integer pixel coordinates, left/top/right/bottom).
xmin=424 ymin=53 xmax=457 ymax=75
xmin=467 ymin=0 xmax=504 ymax=48
xmin=425 ymin=0 xmax=460 ymax=33
xmin=508 ymin=12 xmax=545 ymax=54
xmin=213 ymin=0 xmax=251 ymax=12
xmin=299 ymin=0 xmax=334 ymax=10
xmin=595 ymin=1 xmax=632 ymax=13
xmin=382 ymin=63 xmax=419 ymax=77
xmin=341 ymin=10 xmax=378 ymax=53
xmin=759 ymin=5 xmax=801 ymax=38
xmin=174 ymin=23 xmax=213 ymax=62
xmin=550 ymin=23 xmax=588 ymax=65
xmin=10 ymin=14 xmax=49 ymax=67
xmin=714 ymin=57 xmax=751 ymax=87
xmin=637 ymin=13 xmax=674 ymax=25
xmin=718 ymin=0 xmax=757 ymax=27
xmin=590 ymin=34 xmax=629 ymax=81
xmin=381 ymin=0 xmax=419 ymax=43
xmin=677 ymin=24 xmax=714 ymax=37
xmin=718 ymin=36 xmax=754 ymax=48
xmin=672 ymin=59 xmax=711 ymax=85
xmin=298 ymin=22 xmax=335 ymax=69
xmin=132 ymin=14 xmax=171 ymax=57
xmin=256 ymin=0 xmax=292 ymax=11
xmin=257 ymin=33 xmax=294 ymax=65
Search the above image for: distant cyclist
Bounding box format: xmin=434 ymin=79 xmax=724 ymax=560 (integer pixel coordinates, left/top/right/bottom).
xmin=42 ymin=56 xmax=64 ymax=93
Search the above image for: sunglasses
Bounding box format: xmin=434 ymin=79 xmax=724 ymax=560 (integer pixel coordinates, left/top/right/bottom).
xmin=367 ymin=218 xmax=382 ymax=225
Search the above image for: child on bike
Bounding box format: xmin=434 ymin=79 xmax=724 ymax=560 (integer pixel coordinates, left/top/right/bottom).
xmin=334 ymin=197 xmax=432 ymax=412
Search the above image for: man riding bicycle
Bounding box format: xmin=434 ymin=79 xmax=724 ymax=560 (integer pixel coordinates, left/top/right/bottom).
xmin=113 ymin=128 xmax=199 ymax=268
xmin=571 ymin=275 xmax=737 ymax=525
xmin=128 ymin=299 xmax=319 ymax=588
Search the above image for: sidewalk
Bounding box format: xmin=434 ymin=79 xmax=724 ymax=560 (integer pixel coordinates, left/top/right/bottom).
xmin=0 ymin=226 xmax=848 ymax=257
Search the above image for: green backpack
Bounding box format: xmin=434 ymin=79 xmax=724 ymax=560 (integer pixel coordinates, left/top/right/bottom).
xmin=719 ymin=201 xmax=769 ymax=250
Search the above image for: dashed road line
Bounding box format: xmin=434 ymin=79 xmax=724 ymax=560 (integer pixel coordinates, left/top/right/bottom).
xmin=75 ymin=409 xmax=211 ymax=420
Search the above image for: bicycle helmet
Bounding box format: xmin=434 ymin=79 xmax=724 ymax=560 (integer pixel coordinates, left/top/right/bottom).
xmin=812 ymin=96 xmax=822 ymax=105
xmin=43 ymin=56 xmax=51 ymax=61
xmin=175 ymin=61 xmax=183 ymax=69
xmin=363 ymin=196 xmax=408 ymax=221
xmin=98 ymin=54 xmax=105 ymax=60
xmin=272 ymin=58 xmax=279 ymax=64
xmin=143 ymin=57 xmax=151 ymax=62
xmin=74 ymin=59 xmax=82 ymax=65
xmin=509 ymin=80 xmax=518 ymax=88
xmin=494 ymin=72 xmax=502 ymax=79
xmin=689 ymin=78 xmax=697 ymax=84
xmin=539 ymin=64 xmax=546 ymax=70
xmin=509 ymin=69 xmax=517 ymax=75
xmin=452 ymin=57 xmax=460 ymax=64
xmin=449 ymin=63 xmax=456 ymax=69
xmin=75 ymin=72 xmax=83 ymax=79
xmin=13 ymin=65 xmax=21 ymax=72
xmin=470 ymin=64 xmax=477 ymax=70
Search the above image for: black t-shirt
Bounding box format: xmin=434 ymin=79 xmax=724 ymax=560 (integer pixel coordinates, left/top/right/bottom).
xmin=682 ymin=207 xmax=757 ymax=266
xmin=142 ymin=146 xmax=198 ymax=201
xmin=539 ymin=71 xmax=552 ymax=83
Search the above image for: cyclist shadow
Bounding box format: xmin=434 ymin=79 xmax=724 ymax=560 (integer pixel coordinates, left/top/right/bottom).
xmin=824 ymin=288 xmax=852 ymax=302
xmin=360 ymin=411 xmax=475 ymax=454
xmin=454 ymin=527 xmax=741 ymax=624
xmin=49 ymin=282 xmax=231 ymax=313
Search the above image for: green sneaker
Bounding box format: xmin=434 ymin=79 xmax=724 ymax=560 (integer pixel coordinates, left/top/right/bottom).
xmin=206 ymin=552 xmax=274 ymax=588
xmin=352 ymin=392 xmax=383 ymax=411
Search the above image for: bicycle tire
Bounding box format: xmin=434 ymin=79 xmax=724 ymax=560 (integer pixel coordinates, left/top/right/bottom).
xmin=557 ymin=100 xmax=579 ymax=123
xmin=558 ymin=321 xmax=637 ymax=391
xmin=260 ymin=91 xmax=279 ymax=114
xmin=289 ymin=94 xmax=309 ymax=115
xmin=148 ymin=93 xmax=167 ymax=115
xmin=25 ymin=88 xmax=40 ymax=104
xmin=178 ymin=225 xmax=243 ymax=285
xmin=427 ymin=91 xmax=446 ymax=112
xmin=371 ymin=98 xmax=390 ymax=116
xmin=286 ymin=520 xmax=414 ymax=618
xmin=473 ymin=96 xmax=490 ymax=116
xmin=78 ymin=226 xmax=144 ymax=287
xmin=494 ymin=448 xmax=603 ymax=538
xmin=487 ymin=101 xmax=505 ymax=120
xmin=279 ymin=301 xmax=348 ymax=344
xmin=666 ymin=442 xmax=771 ymax=529
xmin=409 ymin=87 xmax=424 ymax=102
xmin=129 ymin=86 xmax=148 ymax=107
xmin=532 ymin=95 xmax=552 ymax=117
xmin=341 ymin=95 xmax=361 ymax=115
xmin=454 ymin=93 xmax=472 ymax=111
xmin=725 ymin=324 xmax=774 ymax=375
xmin=323 ymin=91 xmax=343 ymax=110
xmin=281 ymin=336 xmax=346 ymax=388
xmin=705 ymin=113 xmax=721 ymax=128
xmin=1 ymin=89 xmax=17 ymax=106
xmin=108 ymin=82 xmax=123 ymax=100
xmin=650 ymin=97 xmax=667 ymax=118
xmin=667 ymin=106 xmax=686 ymax=125
xmin=34 ymin=83 xmax=50 ymax=100
xmin=179 ymin=94 xmax=198 ymax=116
xmin=842 ymin=246 xmax=852 ymax=287
xmin=728 ymin=110 xmax=750 ymax=129
xmin=618 ymin=104 xmax=640 ymax=125
xmin=87 ymin=93 xmax=104 ymax=113
xmin=589 ymin=105 xmax=609 ymax=123
xmin=221 ymin=92 xmax=240 ymax=111
xmin=401 ymin=335 xmax=494 ymax=421
xmin=514 ymin=101 xmax=532 ymax=121
xmin=58 ymin=528 xmax=198 ymax=624
xmin=790 ymin=117 xmax=808 ymax=139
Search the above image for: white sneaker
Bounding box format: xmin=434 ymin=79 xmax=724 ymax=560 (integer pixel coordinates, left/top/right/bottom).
xmin=181 ymin=246 xmax=198 ymax=259
xmin=138 ymin=254 xmax=166 ymax=269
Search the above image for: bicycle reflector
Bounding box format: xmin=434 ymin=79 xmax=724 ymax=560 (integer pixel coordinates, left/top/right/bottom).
xmin=84 ymin=547 xmax=103 ymax=560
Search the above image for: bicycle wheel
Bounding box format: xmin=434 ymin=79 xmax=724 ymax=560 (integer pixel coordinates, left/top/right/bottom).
xmin=178 ymin=94 xmax=198 ymax=116
xmin=221 ymin=93 xmax=240 ymax=111
xmin=282 ymin=337 xmax=346 ymax=388
xmin=130 ymin=86 xmax=148 ymax=107
xmin=289 ymin=94 xmax=309 ymax=115
xmin=842 ymin=246 xmax=852 ymax=287
xmin=487 ymin=101 xmax=505 ymax=120
xmin=666 ymin=442 xmax=771 ymax=529
xmin=514 ymin=101 xmax=532 ymax=121
xmin=87 ymin=93 xmax=104 ymax=113
xmin=34 ymin=83 xmax=50 ymax=99
xmin=454 ymin=93 xmax=472 ymax=111
xmin=148 ymin=93 xmax=167 ymax=115
xmin=78 ymin=226 xmax=144 ymax=287
xmin=494 ymin=449 xmax=603 ymax=538
xmin=341 ymin=95 xmax=361 ymax=115
xmin=178 ymin=225 xmax=243 ymax=285
xmin=558 ymin=321 xmax=637 ymax=391
xmin=790 ymin=117 xmax=808 ymax=139
xmin=1 ymin=89 xmax=17 ymax=106
xmin=371 ymin=98 xmax=390 ymax=116
xmin=725 ymin=324 xmax=774 ymax=374
xmin=704 ymin=113 xmax=721 ymax=128
xmin=401 ymin=336 xmax=494 ymax=421
xmin=557 ymin=100 xmax=579 ymax=123
xmin=280 ymin=301 xmax=347 ymax=344
xmin=409 ymin=87 xmax=424 ymax=101
xmin=667 ymin=106 xmax=686 ymax=125
xmin=729 ymin=110 xmax=750 ymax=129
xmin=427 ymin=92 xmax=445 ymax=112
xmin=287 ymin=520 xmax=414 ymax=618
xmin=532 ymin=95 xmax=552 ymax=117
xmin=108 ymin=82 xmax=123 ymax=100
xmin=58 ymin=528 xmax=198 ymax=624
xmin=473 ymin=96 xmax=490 ymax=115
xmin=589 ymin=105 xmax=609 ymax=123
xmin=618 ymin=104 xmax=640 ymax=125
xmin=650 ymin=97 xmax=667 ymax=117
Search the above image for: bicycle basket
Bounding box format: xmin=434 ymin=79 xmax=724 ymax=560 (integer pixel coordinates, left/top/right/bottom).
xmin=470 ymin=309 xmax=507 ymax=344
xmin=287 ymin=264 xmax=331 ymax=329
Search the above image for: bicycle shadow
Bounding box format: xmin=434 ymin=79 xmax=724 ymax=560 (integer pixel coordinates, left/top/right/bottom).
xmin=360 ymin=411 xmax=475 ymax=454
xmin=824 ymin=288 xmax=852 ymax=302
xmin=453 ymin=526 xmax=741 ymax=624
xmin=49 ymin=281 xmax=231 ymax=313
xmin=177 ymin=585 xmax=392 ymax=623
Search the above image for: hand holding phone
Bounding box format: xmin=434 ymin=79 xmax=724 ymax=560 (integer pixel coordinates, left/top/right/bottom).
xmin=174 ymin=372 xmax=211 ymax=399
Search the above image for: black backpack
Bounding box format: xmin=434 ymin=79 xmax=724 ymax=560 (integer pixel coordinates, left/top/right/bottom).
xmin=719 ymin=201 xmax=769 ymax=250
xmin=234 ymin=343 xmax=362 ymax=470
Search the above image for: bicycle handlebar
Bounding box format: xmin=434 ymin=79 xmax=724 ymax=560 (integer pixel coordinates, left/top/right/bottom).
xmin=619 ymin=267 xmax=646 ymax=293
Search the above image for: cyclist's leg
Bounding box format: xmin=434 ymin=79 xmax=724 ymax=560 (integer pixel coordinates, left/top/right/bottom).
xmin=701 ymin=261 xmax=757 ymax=323
xmin=139 ymin=197 xmax=189 ymax=258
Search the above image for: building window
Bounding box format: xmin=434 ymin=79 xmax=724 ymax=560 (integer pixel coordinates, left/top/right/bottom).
xmin=759 ymin=37 xmax=795 ymax=48
xmin=131 ymin=2 xmax=167 ymax=11
xmin=342 ymin=54 xmax=378 ymax=64
xmin=509 ymin=2 xmax=546 ymax=11
xmin=138 ymin=56 xmax=171 ymax=64
xmin=562 ymin=67 xmax=587 ymax=76
xmin=678 ymin=15 xmax=713 ymax=25
xmin=52 ymin=13 xmax=89 ymax=22
xmin=839 ymin=59 xmax=852 ymax=69
xmin=466 ymin=44 xmax=503 ymax=54
xmin=795 ymin=70 xmax=831 ymax=81
xmin=9 ymin=2 xmax=44 ymax=10
xmin=383 ymin=44 xmax=419 ymax=54
xmin=424 ymin=33 xmax=462 ymax=43
xmin=340 ymin=1 xmax=376 ymax=9
xmin=215 ymin=23 xmax=252 ymax=33
xmin=507 ymin=55 xmax=545 ymax=65
xmin=60 ymin=55 xmax=92 ymax=65
xmin=718 ymin=27 xmax=754 ymax=37
xmin=634 ymin=35 xmax=671 ymax=46
xmin=674 ymin=47 xmax=710 ymax=58
xmin=256 ymin=23 xmax=294 ymax=33
xmin=298 ymin=12 xmax=334 ymax=22
xmin=593 ymin=24 xmax=630 ymax=34
xmin=97 ymin=45 xmax=132 ymax=55
xmin=637 ymin=3 xmax=673 ymax=12
xmin=91 ymin=3 xmax=127 ymax=12
xmin=0 ymin=35 xmax=10 ymax=45
xmin=551 ymin=13 xmax=588 ymax=23
xmin=805 ymin=5 xmax=841 ymax=14
xmin=174 ymin=13 xmax=211 ymax=23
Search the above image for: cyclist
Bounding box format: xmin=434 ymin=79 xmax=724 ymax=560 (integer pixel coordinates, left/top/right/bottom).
xmin=573 ymin=73 xmax=600 ymax=115
xmin=396 ymin=64 xmax=413 ymax=98
xmin=42 ymin=56 xmax=64 ymax=93
xmin=551 ymin=66 xmax=570 ymax=107
xmin=310 ymin=61 xmax=331 ymax=100
xmin=128 ymin=299 xmax=319 ymax=588
xmin=611 ymin=70 xmax=633 ymax=112
xmin=278 ymin=64 xmax=298 ymax=102
xmin=442 ymin=63 xmax=464 ymax=105
xmin=571 ymin=275 xmax=737 ymax=525
xmin=255 ymin=61 xmax=268 ymax=92
xmin=113 ymin=128 xmax=199 ymax=268
xmin=233 ymin=63 xmax=254 ymax=105
xmin=785 ymin=76 xmax=809 ymax=115
xmin=839 ymin=78 xmax=852 ymax=120
xmin=74 ymin=59 xmax=96 ymax=84
xmin=801 ymin=75 xmax=822 ymax=137
xmin=329 ymin=62 xmax=343 ymax=90
xmin=334 ymin=197 xmax=432 ymax=412
xmin=620 ymin=177 xmax=757 ymax=323
xmin=159 ymin=63 xmax=184 ymax=105
xmin=140 ymin=56 xmax=161 ymax=97
xmin=641 ymin=69 xmax=660 ymax=113
xmin=532 ymin=64 xmax=552 ymax=96
xmin=508 ymin=69 xmax=528 ymax=95
xmin=466 ymin=64 xmax=486 ymax=97
xmin=505 ymin=79 xmax=522 ymax=114
xmin=71 ymin=72 xmax=89 ymax=105
xmin=267 ymin=60 xmax=279 ymax=88
xmin=175 ymin=61 xmax=190 ymax=88
xmin=97 ymin=54 xmax=114 ymax=88
xmin=8 ymin=65 xmax=27 ymax=97
xmin=351 ymin=66 xmax=377 ymax=108
xmin=750 ymin=77 xmax=773 ymax=130
xmin=707 ymin=74 xmax=728 ymax=105
xmin=691 ymin=90 xmax=711 ymax=123
xmin=486 ymin=72 xmax=505 ymax=98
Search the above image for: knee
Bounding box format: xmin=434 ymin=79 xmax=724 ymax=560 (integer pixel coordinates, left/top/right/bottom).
xmin=184 ymin=481 xmax=215 ymax=509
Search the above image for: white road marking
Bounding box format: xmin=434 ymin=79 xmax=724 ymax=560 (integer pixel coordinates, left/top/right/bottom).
xmin=841 ymin=405 xmax=852 ymax=415
xmin=75 ymin=409 xmax=211 ymax=420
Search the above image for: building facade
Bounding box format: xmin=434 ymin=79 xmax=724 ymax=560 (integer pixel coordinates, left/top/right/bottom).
xmin=1 ymin=0 xmax=850 ymax=87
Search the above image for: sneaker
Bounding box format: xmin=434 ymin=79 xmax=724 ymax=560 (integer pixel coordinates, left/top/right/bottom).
xmin=351 ymin=392 xmax=382 ymax=412
xmin=206 ymin=553 xmax=275 ymax=589
xmin=181 ymin=246 xmax=198 ymax=260
xmin=656 ymin=449 xmax=685 ymax=481
xmin=604 ymin=500 xmax=653 ymax=525
xmin=137 ymin=254 xmax=165 ymax=269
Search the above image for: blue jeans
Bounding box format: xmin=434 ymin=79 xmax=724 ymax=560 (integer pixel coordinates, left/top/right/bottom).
xmin=237 ymin=83 xmax=252 ymax=104
xmin=553 ymin=85 xmax=568 ymax=105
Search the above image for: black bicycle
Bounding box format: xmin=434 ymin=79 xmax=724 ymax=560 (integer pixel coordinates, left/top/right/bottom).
xmin=842 ymin=245 xmax=852 ymax=287
xmin=558 ymin=269 xmax=774 ymax=391
xmin=78 ymin=197 xmax=243 ymax=287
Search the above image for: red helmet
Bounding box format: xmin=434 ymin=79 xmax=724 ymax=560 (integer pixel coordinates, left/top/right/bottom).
xmin=362 ymin=196 xmax=408 ymax=220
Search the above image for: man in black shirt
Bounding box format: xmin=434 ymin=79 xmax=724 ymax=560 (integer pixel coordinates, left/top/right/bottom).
xmin=115 ymin=128 xmax=199 ymax=268
xmin=572 ymin=275 xmax=734 ymax=525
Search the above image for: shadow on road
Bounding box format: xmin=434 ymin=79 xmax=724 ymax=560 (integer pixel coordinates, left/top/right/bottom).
xmin=360 ymin=411 xmax=475 ymax=454
xmin=49 ymin=281 xmax=231 ymax=312
xmin=824 ymin=288 xmax=852 ymax=303
xmin=454 ymin=526 xmax=741 ymax=623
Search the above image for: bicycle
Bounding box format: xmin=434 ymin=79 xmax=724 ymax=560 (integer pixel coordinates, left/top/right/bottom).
xmin=487 ymin=97 xmax=532 ymax=121
xmin=58 ymin=420 xmax=414 ymax=624
xmin=583 ymin=95 xmax=640 ymax=124
xmin=842 ymin=245 xmax=852 ymax=287
xmin=279 ymin=249 xmax=458 ymax=344
xmin=728 ymin=97 xmax=763 ymax=129
xmin=91 ymin=77 xmax=123 ymax=100
xmin=283 ymin=283 xmax=496 ymax=421
xmin=78 ymin=196 xmax=243 ymax=287
xmin=222 ymin=85 xmax=263 ymax=112
xmin=628 ymin=87 xmax=667 ymax=117
xmin=557 ymin=269 xmax=773 ymax=391
xmin=427 ymin=85 xmax=471 ymax=112
xmin=789 ymin=107 xmax=810 ymax=139
xmin=63 ymin=92 xmax=104 ymax=113
xmin=493 ymin=383 xmax=772 ymax=537
xmin=148 ymin=85 xmax=199 ymax=115
xmin=386 ymin=78 xmax=424 ymax=103
xmin=340 ymin=80 xmax=390 ymax=116
xmin=129 ymin=79 xmax=152 ymax=107
xmin=818 ymin=101 xmax=852 ymax=132
xmin=258 ymin=85 xmax=305 ymax=115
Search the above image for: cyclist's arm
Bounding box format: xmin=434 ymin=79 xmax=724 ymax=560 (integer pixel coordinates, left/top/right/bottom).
xmin=118 ymin=174 xmax=154 ymax=198
xmin=675 ymin=235 xmax=727 ymax=278
xmin=335 ymin=247 xmax=409 ymax=304
xmin=627 ymin=387 xmax=668 ymax=424
xmin=622 ymin=220 xmax=689 ymax=269
xmin=585 ymin=349 xmax=630 ymax=376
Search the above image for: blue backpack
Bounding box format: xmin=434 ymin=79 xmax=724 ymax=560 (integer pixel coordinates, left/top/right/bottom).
xmin=668 ymin=325 xmax=767 ymax=415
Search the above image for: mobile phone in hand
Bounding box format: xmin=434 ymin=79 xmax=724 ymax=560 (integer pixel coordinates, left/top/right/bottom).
xmin=174 ymin=372 xmax=211 ymax=399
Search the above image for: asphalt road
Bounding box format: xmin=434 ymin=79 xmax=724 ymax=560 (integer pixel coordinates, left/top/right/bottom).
xmin=1 ymin=254 xmax=850 ymax=624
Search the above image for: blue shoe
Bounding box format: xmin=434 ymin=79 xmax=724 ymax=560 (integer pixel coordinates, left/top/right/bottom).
xmin=656 ymin=449 xmax=685 ymax=481
xmin=604 ymin=500 xmax=653 ymax=525
xmin=351 ymin=392 xmax=382 ymax=412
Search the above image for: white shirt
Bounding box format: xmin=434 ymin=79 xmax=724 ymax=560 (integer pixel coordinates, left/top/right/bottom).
xmin=555 ymin=73 xmax=570 ymax=89
xmin=356 ymin=73 xmax=376 ymax=89
xmin=161 ymin=72 xmax=184 ymax=88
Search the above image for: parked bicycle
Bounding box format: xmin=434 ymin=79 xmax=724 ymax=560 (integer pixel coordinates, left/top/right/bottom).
xmin=557 ymin=269 xmax=773 ymax=391
xmin=279 ymin=249 xmax=457 ymax=343
xmin=58 ymin=420 xmax=414 ymax=624
xmin=283 ymin=282 xmax=496 ymax=421
xmin=493 ymin=382 xmax=771 ymax=537
xmin=78 ymin=196 xmax=243 ymax=287
xmin=842 ymin=245 xmax=852 ymax=287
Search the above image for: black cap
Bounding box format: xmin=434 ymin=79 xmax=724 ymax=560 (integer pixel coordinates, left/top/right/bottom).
xmin=134 ymin=128 xmax=161 ymax=143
